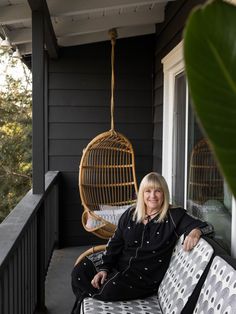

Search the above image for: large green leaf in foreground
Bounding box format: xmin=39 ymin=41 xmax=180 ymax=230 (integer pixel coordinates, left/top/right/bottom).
xmin=184 ymin=0 xmax=236 ymax=197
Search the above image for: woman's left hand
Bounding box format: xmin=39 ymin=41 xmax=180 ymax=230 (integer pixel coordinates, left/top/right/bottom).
xmin=183 ymin=228 xmax=202 ymax=251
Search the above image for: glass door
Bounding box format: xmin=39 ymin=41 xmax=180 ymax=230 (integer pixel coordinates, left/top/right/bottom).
xmin=187 ymin=99 xmax=232 ymax=252
xmin=162 ymin=41 xmax=233 ymax=254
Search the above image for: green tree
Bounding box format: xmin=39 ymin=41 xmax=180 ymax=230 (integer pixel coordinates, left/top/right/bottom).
xmin=0 ymin=49 xmax=32 ymax=222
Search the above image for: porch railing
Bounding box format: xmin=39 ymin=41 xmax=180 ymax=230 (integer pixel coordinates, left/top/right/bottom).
xmin=0 ymin=171 xmax=61 ymax=314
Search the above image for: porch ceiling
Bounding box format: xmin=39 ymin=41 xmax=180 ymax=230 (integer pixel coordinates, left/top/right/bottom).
xmin=0 ymin=0 xmax=175 ymax=57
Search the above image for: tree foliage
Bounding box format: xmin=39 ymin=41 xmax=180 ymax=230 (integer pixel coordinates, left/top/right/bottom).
xmin=0 ymin=49 xmax=32 ymax=222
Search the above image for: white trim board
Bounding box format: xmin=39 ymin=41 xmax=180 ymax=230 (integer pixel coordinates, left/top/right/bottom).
xmin=161 ymin=41 xmax=184 ymax=202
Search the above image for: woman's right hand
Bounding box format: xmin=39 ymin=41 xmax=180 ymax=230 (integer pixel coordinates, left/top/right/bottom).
xmin=91 ymin=270 xmax=108 ymax=289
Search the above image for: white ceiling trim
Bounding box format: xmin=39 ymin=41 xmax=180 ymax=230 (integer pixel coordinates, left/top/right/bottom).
xmin=0 ymin=0 xmax=173 ymax=24
xmin=48 ymin=0 xmax=172 ymax=16
xmin=9 ymin=5 xmax=164 ymax=44
xmin=17 ymin=42 xmax=32 ymax=55
xmin=0 ymin=0 xmax=174 ymax=55
xmin=8 ymin=28 xmax=31 ymax=45
xmin=55 ymin=6 xmax=165 ymax=37
xmin=17 ymin=24 xmax=155 ymax=54
xmin=0 ymin=4 xmax=31 ymax=25
xmin=58 ymin=24 xmax=156 ymax=46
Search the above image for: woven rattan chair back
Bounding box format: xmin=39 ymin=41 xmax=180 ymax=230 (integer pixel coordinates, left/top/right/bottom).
xmin=188 ymin=138 xmax=224 ymax=205
xmin=79 ymin=129 xmax=138 ymax=239
xmin=79 ymin=30 xmax=138 ymax=239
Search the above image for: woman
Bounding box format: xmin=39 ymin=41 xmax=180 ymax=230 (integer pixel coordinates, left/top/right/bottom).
xmin=71 ymin=172 xmax=213 ymax=312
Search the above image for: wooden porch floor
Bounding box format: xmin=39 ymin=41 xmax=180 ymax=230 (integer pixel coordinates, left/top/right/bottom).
xmin=45 ymin=246 xmax=90 ymax=314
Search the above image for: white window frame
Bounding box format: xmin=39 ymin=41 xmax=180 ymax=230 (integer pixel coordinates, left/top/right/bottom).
xmin=161 ymin=41 xmax=236 ymax=257
xmin=161 ymin=41 xmax=187 ymax=204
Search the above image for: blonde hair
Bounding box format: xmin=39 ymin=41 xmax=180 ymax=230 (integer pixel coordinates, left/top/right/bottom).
xmin=133 ymin=172 xmax=170 ymax=223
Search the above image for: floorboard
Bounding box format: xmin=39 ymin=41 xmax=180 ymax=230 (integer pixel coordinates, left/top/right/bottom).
xmin=45 ymin=246 xmax=90 ymax=314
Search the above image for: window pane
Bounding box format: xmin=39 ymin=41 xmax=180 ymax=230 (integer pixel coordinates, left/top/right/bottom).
xmin=187 ymin=100 xmax=232 ymax=252
xmin=172 ymin=73 xmax=186 ymax=207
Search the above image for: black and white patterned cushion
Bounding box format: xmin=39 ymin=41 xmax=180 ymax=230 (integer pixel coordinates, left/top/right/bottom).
xmin=81 ymin=295 xmax=162 ymax=314
xmin=193 ymin=256 xmax=236 ymax=313
xmin=81 ymin=237 xmax=214 ymax=314
xmin=158 ymin=237 xmax=214 ymax=314
xmin=87 ymin=251 xmax=104 ymax=269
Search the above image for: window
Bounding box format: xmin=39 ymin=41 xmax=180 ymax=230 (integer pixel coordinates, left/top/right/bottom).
xmin=172 ymin=73 xmax=186 ymax=207
xmin=162 ymin=42 xmax=233 ymax=253
xmin=187 ymin=100 xmax=232 ymax=252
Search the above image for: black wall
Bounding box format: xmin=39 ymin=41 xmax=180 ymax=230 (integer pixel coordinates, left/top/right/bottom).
xmin=153 ymin=0 xmax=205 ymax=173
xmin=48 ymin=35 xmax=154 ymax=246
xmin=47 ymin=0 xmax=206 ymax=246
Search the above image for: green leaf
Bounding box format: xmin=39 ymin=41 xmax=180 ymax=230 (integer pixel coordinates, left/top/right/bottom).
xmin=184 ymin=0 xmax=236 ymax=197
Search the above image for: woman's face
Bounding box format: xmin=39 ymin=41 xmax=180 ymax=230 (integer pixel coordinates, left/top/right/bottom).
xmin=143 ymin=187 xmax=164 ymax=212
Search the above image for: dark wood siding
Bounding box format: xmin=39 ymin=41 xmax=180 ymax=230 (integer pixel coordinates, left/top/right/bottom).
xmin=48 ymin=35 xmax=154 ymax=246
xmin=153 ymin=0 xmax=205 ymax=173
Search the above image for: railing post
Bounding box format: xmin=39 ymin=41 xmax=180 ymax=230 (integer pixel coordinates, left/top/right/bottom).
xmin=36 ymin=203 xmax=46 ymax=312
xmin=32 ymin=8 xmax=45 ymax=194
xmin=0 ymin=172 xmax=60 ymax=313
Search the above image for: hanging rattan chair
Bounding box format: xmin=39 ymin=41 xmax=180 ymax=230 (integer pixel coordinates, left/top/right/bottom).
xmin=79 ymin=30 xmax=138 ymax=239
xmin=188 ymin=138 xmax=224 ymax=205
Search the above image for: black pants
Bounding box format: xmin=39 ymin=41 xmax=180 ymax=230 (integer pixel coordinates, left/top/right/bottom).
xmin=71 ymin=257 xmax=98 ymax=314
xmin=71 ymin=257 xmax=155 ymax=313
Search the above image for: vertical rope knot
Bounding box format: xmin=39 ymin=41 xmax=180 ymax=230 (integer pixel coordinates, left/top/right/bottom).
xmin=109 ymin=29 xmax=117 ymax=131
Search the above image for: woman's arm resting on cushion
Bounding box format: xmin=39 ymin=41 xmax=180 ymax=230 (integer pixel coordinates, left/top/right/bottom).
xmin=183 ymin=223 xmax=214 ymax=251
xmin=183 ymin=228 xmax=202 ymax=251
xmin=172 ymin=208 xmax=214 ymax=251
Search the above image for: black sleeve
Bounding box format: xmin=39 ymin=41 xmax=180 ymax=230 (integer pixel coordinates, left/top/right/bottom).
xmin=198 ymin=223 xmax=214 ymax=236
xmin=98 ymin=209 xmax=128 ymax=272
xmin=171 ymin=207 xmax=214 ymax=238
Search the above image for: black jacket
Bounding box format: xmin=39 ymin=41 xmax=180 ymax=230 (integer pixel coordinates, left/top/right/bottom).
xmin=99 ymin=207 xmax=213 ymax=279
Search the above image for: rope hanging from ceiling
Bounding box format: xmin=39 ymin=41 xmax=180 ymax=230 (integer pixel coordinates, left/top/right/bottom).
xmin=78 ymin=29 xmax=138 ymax=239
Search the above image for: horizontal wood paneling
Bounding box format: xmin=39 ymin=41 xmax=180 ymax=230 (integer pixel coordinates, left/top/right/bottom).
xmin=48 ymin=35 xmax=154 ymax=246
xmin=49 ymin=123 xmax=153 ymax=140
xmin=49 ymin=90 xmax=152 ymax=107
xmin=49 ymin=139 xmax=152 ymax=156
xmin=153 ymin=105 xmax=163 ymax=124
xmin=153 ymin=0 xmax=205 ymax=173
xmin=153 ymin=123 xmax=163 ymax=140
xmin=57 ymin=37 xmax=153 ymax=58
xmin=49 ymin=73 xmax=152 ymax=90
xmin=61 ymin=188 xmax=81 ymax=205
xmin=49 ymin=107 xmax=152 ymax=123
xmin=50 ymin=56 xmax=152 ymax=75
xmin=153 ymin=140 xmax=163 ymax=158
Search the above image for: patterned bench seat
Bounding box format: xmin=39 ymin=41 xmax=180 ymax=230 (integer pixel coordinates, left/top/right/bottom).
xmin=80 ymin=236 xmax=215 ymax=314
xmin=81 ymin=295 xmax=162 ymax=314
xmin=193 ymin=255 xmax=236 ymax=313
